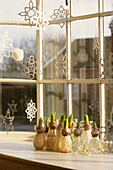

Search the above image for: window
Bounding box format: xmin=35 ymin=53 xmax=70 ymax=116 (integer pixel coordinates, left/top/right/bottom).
xmin=0 ymin=0 xmax=113 ymax=141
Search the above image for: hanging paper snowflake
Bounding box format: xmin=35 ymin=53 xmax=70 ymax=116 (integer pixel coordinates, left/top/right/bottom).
xmin=0 ymin=109 xmax=14 ymax=133
xmin=107 ymin=106 xmax=113 ymax=132
xmin=21 ymin=55 xmax=43 ymax=79
xmin=50 ymin=5 xmax=70 ymax=28
xmin=0 ymin=31 xmax=14 ymax=63
xmin=8 ymin=100 xmax=17 ymax=116
xmin=18 ymin=0 xmax=36 ymax=24
xmin=25 ymin=99 xmax=37 ymax=122
xmin=93 ymin=36 xmax=99 ymax=55
xmin=55 ymin=53 xmax=67 ymax=78
xmin=100 ymin=53 xmax=113 ymax=87
xmin=89 ymin=100 xmax=99 ymax=113
xmin=31 ymin=10 xmax=49 ymax=31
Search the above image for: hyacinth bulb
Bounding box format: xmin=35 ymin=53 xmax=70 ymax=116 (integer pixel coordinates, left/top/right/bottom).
xmin=59 ymin=119 xmax=72 ymax=153
xmin=33 ymin=117 xmax=45 ymax=150
xmin=46 ymin=112 xmax=57 ymax=151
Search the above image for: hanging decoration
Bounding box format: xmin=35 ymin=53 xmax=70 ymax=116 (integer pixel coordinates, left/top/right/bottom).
xmin=31 ymin=10 xmax=49 ymax=31
xmin=89 ymin=100 xmax=99 ymax=114
xmin=100 ymin=53 xmax=113 ymax=87
xmin=0 ymin=109 xmax=14 ymax=133
xmin=21 ymin=55 xmax=43 ymax=80
xmin=55 ymin=53 xmax=67 ymax=78
xmin=93 ymin=35 xmax=99 ymax=55
xmin=50 ymin=5 xmax=70 ymax=28
xmin=25 ymin=99 xmax=37 ymax=122
xmin=107 ymin=106 xmax=113 ymax=131
xmin=8 ymin=100 xmax=17 ymax=116
xmin=0 ymin=31 xmax=14 ymax=63
xmin=18 ymin=0 xmax=36 ymax=24
xmin=12 ymin=48 xmax=24 ymax=61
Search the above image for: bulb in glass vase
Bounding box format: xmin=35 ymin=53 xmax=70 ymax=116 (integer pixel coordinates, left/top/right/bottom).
xmin=59 ymin=119 xmax=72 ymax=153
xmin=72 ymin=122 xmax=82 ymax=152
xmin=89 ymin=122 xmax=102 ymax=153
xmin=46 ymin=112 xmax=57 ymax=151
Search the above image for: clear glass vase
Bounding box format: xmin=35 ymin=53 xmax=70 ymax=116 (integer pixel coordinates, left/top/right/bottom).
xmin=72 ymin=136 xmax=82 ymax=152
xmin=81 ymin=129 xmax=92 ymax=148
xmin=89 ymin=136 xmax=102 ymax=153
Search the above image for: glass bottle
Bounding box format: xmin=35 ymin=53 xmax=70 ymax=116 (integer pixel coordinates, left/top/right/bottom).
xmin=89 ymin=122 xmax=102 ymax=153
xmin=33 ymin=117 xmax=45 ymax=150
xmin=72 ymin=122 xmax=82 ymax=152
xmin=59 ymin=119 xmax=72 ymax=153
xmin=46 ymin=112 xmax=57 ymax=151
xmin=81 ymin=115 xmax=92 ymax=148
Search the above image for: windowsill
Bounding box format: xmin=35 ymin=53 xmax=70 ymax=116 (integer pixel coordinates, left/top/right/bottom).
xmin=0 ymin=140 xmax=113 ymax=170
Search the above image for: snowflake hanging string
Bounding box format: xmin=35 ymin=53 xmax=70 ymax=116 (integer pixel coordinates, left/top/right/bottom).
xmin=25 ymin=99 xmax=37 ymax=122
xmin=93 ymin=35 xmax=99 ymax=55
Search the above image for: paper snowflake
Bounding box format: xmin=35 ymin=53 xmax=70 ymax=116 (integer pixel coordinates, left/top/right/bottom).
xmin=18 ymin=0 xmax=36 ymax=24
xmin=50 ymin=5 xmax=70 ymax=28
xmin=100 ymin=53 xmax=113 ymax=87
xmin=89 ymin=100 xmax=99 ymax=113
xmin=21 ymin=55 xmax=43 ymax=80
xmin=0 ymin=109 xmax=14 ymax=133
xmin=0 ymin=31 xmax=14 ymax=63
xmin=107 ymin=106 xmax=113 ymax=131
xmin=8 ymin=100 xmax=17 ymax=116
xmin=31 ymin=10 xmax=49 ymax=31
xmin=25 ymin=99 xmax=37 ymax=122
xmin=55 ymin=53 xmax=67 ymax=78
xmin=93 ymin=36 xmax=99 ymax=55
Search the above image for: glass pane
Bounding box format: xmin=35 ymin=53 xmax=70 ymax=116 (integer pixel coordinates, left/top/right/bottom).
xmin=43 ymin=84 xmax=67 ymax=119
xmin=0 ymin=25 xmax=36 ymax=79
xmin=44 ymin=0 xmax=66 ymax=20
xmin=103 ymin=16 xmax=113 ymax=80
xmin=72 ymin=83 xmax=99 ymax=126
xmin=43 ymin=25 xmax=66 ymax=79
xmin=71 ymin=18 xmax=99 ymax=79
xmin=71 ymin=0 xmax=98 ymax=16
xmin=0 ymin=0 xmax=34 ymax=22
xmin=104 ymin=0 xmax=113 ymax=12
xmin=0 ymin=83 xmax=36 ymax=132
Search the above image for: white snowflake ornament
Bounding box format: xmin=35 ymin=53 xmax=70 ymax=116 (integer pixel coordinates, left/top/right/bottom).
xmin=31 ymin=10 xmax=49 ymax=31
xmin=55 ymin=53 xmax=67 ymax=78
xmin=0 ymin=31 xmax=14 ymax=63
xmin=25 ymin=99 xmax=37 ymax=122
xmin=50 ymin=5 xmax=70 ymax=28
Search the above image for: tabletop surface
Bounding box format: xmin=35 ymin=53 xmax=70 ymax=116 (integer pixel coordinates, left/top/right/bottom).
xmin=0 ymin=140 xmax=113 ymax=170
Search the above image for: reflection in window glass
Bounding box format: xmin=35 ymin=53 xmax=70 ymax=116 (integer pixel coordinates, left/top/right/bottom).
xmin=43 ymin=84 xmax=67 ymax=119
xmin=72 ymin=84 xmax=99 ymax=126
xmin=71 ymin=18 xmax=99 ymax=79
xmin=0 ymin=25 xmax=36 ymax=79
xmin=0 ymin=0 xmax=33 ymax=22
xmin=71 ymin=0 xmax=98 ymax=16
xmin=43 ymin=25 xmax=66 ymax=79
xmin=0 ymin=83 xmax=36 ymax=131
